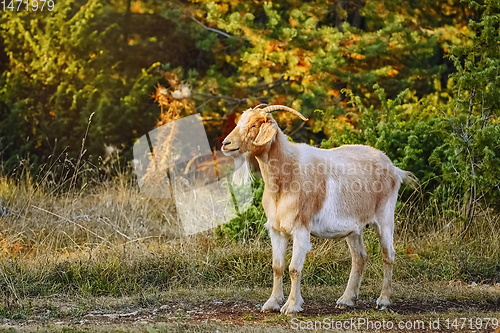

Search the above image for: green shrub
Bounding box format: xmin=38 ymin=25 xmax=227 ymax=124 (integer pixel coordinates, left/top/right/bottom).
xmin=216 ymin=178 xmax=267 ymax=241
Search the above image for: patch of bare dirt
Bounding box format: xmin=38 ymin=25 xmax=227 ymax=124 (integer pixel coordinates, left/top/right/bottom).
xmin=13 ymin=299 xmax=500 ymax=325
xmin=1 ymin=297 xmax=499 ymax=332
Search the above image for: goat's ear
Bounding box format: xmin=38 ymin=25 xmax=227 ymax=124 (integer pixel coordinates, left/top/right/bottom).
xmin=253 ymin=122 xmax=276 ymax=146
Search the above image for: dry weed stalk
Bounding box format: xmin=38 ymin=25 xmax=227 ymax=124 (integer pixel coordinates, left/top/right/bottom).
xmin=142 ymin=73 xmax=196 ymax=196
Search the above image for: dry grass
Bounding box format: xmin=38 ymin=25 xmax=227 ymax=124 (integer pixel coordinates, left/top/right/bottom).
xmin=0 ymin=158 xmax=499 ymax=331
xmin=0 ymin=163 xmax=179 ymax=250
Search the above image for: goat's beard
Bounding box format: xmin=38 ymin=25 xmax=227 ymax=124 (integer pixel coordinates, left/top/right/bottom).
xmin=232 ymin=153 xmax=254 ymax=186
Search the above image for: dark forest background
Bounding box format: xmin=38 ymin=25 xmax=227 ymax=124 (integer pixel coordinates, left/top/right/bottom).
xmin=1 ymin=0 xmax=499 ymax=225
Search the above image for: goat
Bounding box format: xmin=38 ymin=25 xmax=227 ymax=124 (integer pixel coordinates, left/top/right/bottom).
xmin=221 ymin=105 xmax=417 ymax=315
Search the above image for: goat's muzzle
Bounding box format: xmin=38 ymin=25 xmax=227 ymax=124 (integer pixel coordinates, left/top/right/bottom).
xmin=222 ymin=139 xmax=240 ymax=156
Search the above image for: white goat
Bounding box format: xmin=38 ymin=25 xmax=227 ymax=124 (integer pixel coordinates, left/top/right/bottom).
xmin=222 ymin=105 xmax=417 ymax=315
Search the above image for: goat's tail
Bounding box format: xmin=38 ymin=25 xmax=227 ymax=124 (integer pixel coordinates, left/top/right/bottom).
xmin=395 ymin=167 xmax=419 ymax=190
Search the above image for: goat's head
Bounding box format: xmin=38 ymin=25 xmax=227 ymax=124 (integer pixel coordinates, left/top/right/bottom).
xmin=221 ymin=105 xmax=308 ymax=185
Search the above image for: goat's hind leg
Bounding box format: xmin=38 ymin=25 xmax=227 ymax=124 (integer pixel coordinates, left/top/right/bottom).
xmin=375 ymin=209 xmax=396 ymax=310
xmin=262 ymin=226 xmax=288 ymax=312
xmin=336 ymin=232 xmax=367 ymax=309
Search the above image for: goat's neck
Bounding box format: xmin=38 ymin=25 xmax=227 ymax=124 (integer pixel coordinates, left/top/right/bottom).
xmin=255 ymin=130 xmax=296 ymax=195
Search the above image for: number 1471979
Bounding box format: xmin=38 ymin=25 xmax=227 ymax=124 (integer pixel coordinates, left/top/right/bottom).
xmin=1 ymin=0 xmax=54 ymax=11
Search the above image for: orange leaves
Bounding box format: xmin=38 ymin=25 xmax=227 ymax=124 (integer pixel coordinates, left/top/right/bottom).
xmin=265 ymin=41 xmax=285 ymax=54
xmin=336 ymin=114 xmax=348 ymax=124
xmin=165 ymin=72 xmax=179 ymax=89
xmin=339 ymin=41 xmax=365 ymax=60
xmin=291 ymin=49 xmax=312 ymax=74
xmin=296 ymin=57 xmax=311 ymax=71
xmin=329 ymin=89 xmax=340 ymax=98
xmin=217 ymin=3 xmax=228 ymax=13
xmin=335 ymin=115 xmax=354 ymax=129
xmin=301 ymin=75 xmax=314 ymax=85
xmin=387 ymin=68 xmax=399 ymax=77
xmin=323 ymin=114 xmax=354 ymax=136
xmin=264 ymin=42 xmax=274 ymax=54
xmin=273 ymin=95 xmax=286 ymax=105
xmin=441 ymin=2 xmax=458 ymax=16
xmin=152 ymin=78 xmax=196 ymax=126
xmin=130 ymin=1 xmax=144 ymax=14
xmin=342 ymin=34 xmax=361 ymax=48
xmin=339 ymin=34 xmax=370 ymax=61
xmin=348 ymin=53 xmax=365 ymax=60
xmin=242 ymin=27 xmax=259 ymax=43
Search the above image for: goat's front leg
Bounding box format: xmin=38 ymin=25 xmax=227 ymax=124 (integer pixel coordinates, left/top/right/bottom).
xmin=281 ymin=228 xmax=311 ymax=315
xmin=262 ymin=226 xmax=288 ymax=312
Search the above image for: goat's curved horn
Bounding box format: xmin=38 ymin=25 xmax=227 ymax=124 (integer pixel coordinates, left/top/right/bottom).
xmin=259 ymin=105 xmax=309 ymax=121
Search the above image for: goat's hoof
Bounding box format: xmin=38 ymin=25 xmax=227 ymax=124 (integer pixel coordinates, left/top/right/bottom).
xmin=261 ymin=298 xmax=282 ymax=312
xmin=280 ymin=299 xmax=303 ymax=315
xmin=376 ymin=304 xmax=392 ymax=311
xmin=376 ymin=298 xmax=390 ymax=311
xmin=336 ymin=297 xmax=355 ymax=309
xmin=335 ymin=302 xmax=355 ymax=310
xmin=261 ymin=307 xmax=279 ymax=313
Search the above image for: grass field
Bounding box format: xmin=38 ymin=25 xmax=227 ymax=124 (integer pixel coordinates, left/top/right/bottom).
xmin=0 ymin=163 xmax=499 ymax=332
xmin=0 ymin=284 xmax=499 ymax=332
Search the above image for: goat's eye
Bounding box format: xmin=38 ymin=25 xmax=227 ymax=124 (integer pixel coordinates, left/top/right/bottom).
xmin=252 ymin=124 xmax=258 ymax=128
